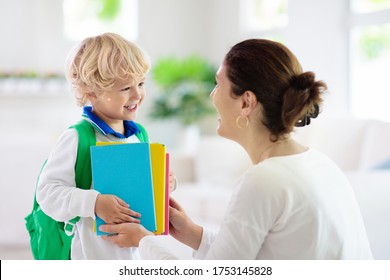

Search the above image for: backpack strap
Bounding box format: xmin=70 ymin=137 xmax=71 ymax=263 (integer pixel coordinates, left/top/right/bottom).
xmin=64 ymin=119 xmax=96 ymax=235
xmin=135 ymin=122 xmax=149 ymax=143
xmin=71 ymin=119 xmax=96 ymax=190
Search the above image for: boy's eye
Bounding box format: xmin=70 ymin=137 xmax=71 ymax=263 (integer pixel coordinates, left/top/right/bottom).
xmin=121 ymin=87 xmax=131 ymax=92
xmin=139 ymin=82 xmax=145 ymax=87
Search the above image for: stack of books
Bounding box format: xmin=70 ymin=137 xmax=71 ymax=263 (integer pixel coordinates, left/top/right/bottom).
xmin=90 ymin=142 xmax=170 ymax=235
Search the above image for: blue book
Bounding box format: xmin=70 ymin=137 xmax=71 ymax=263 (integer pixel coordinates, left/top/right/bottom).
xmin=90 ymin=143 xmax=156 ymax=235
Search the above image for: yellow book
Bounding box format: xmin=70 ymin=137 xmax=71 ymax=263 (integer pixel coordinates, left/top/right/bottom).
xmin=96 ymin=142 xmax=122 ymax=146
xmin=149 ymin=143 xmax=166 ymax=235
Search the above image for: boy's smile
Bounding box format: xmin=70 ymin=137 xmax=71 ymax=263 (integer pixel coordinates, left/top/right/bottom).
xmin=124 ymin=103 xmax=138 ymax=112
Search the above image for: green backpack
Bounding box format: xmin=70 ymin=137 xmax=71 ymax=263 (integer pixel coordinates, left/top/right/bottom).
xmin=24 ymin=119 xmax=149 ymax=260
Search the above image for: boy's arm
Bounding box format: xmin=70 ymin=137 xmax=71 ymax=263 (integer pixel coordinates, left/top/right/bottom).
xmin=36 ymin=128 xmax=99 ymax=222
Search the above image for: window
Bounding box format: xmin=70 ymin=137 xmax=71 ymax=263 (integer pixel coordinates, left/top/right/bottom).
xmin=63 ymin=0 xmax=138 ymax=42
xmin=351 ymin=0 xmax=390 ymax=13
xmin=349 ymin=0 xmax=390 ymax=121
xmin=240 ymin=0 xmax=288 ymax=34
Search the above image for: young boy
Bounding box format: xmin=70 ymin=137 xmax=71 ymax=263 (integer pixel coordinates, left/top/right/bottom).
xmin=36 ymin=33 xmax=174 ymax=259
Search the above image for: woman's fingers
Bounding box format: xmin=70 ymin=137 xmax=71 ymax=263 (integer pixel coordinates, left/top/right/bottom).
xmin=169 ymin=197 xmax=184 ymax=212
xmin=99 ymin=223 xmax=120 ymax=234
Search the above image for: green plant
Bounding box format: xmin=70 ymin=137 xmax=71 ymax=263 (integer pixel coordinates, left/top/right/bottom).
xmin=97 ymin=0 xmax=121 ymax=21
xmin=359 ymin=24 xmax=390 ymax=60
xmin=149 ymin=55 xmax=217 ymax=126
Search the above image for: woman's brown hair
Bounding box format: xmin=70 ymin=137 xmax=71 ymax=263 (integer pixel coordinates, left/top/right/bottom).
xmin=224 ymin=39 xmax=327 ymax=141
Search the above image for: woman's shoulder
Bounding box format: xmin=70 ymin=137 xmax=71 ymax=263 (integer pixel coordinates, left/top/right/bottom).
xmin=237 ymin=149 xmax=319 ymax=191
xmin=237 ymin=162 xmax=291 ymax=197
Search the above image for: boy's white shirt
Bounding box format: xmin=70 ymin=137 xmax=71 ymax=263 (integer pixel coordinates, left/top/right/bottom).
xmin=36 ymin=126 xmax=141 ymax=260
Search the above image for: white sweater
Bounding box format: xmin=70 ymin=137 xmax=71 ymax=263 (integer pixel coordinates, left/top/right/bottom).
xmin=36 ymin=126 xmax=141 ymax=259
xmin=139 ymin=149 xmax=373 ymax=260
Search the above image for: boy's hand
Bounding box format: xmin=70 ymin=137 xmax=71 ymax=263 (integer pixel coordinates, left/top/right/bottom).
xmin=95 ymin=194 xmax=141 ymax=224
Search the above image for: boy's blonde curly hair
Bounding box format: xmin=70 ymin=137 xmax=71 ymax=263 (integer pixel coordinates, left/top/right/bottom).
xmin=66 ymin=33 xmax=150 ymax=106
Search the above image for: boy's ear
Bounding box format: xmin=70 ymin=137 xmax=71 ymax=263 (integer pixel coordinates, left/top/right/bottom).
xmin=240 ymin=90 xmax=257 ymax=114
xmin=86 ymin=92 xmax=97 ymax=102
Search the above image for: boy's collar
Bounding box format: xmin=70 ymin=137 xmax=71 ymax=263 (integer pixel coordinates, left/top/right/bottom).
xmin=82 ymin=106 xmax=140 ymax=139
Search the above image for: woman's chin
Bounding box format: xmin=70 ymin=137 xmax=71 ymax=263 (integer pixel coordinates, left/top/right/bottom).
xmin=216 ymin=125 xmax=236 ymax=141
xmin=216 ymin=125 xmax=225 ymax=137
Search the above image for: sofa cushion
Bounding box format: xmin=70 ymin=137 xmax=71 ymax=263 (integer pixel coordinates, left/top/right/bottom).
xmin=293 ymin=118 xmax=371 ymax=171
xmin=194 ymin=136 xmax=251 ymax=188
xmin=359 ymin=120 xmax=390 ymax=170
xmin=346 ymin=171 xmax=390 ymax=260
xmin=372 ymin=159 xmax=390 ymax=170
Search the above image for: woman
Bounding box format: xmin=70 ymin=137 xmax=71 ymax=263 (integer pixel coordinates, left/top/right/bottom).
xmin=100 ymin=39 xmax=373 ymax=260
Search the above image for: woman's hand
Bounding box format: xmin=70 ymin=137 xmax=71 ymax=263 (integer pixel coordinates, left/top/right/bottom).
xmin=169 ymin=197 xmax=203 ymax=250
xmin=95 ymin=194 xmax=141 ymax=224
xmin=98 ymin=197 xmax=203 ymax=250
xmin=99 ymin=223 xmax=153 ymax=247
xmin=169 ymin=171 xmax=177 ymax=192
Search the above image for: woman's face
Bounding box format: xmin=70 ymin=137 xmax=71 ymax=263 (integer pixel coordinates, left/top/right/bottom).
xmin=210 ymin=63 xmax=242 ymax=140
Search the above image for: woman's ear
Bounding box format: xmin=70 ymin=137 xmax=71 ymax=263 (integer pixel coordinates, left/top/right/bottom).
xmin=240 ymin=90 xmax=258 ymax=114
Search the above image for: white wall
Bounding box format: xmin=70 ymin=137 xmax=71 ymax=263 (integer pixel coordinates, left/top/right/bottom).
xmin=138 ymin=0 xmax=211 ymax=58
xmin=0 ymin=0 xmax=73 ymax=73
xmin=286 ymin=0 xmax=350 ymax=117
xmin=0 ymin=94 xmax=80 ymax=245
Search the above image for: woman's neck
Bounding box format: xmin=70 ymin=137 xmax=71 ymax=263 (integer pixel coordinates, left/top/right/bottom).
xmin=241 ymin=130 xmax=306 ymax=164
xmin=254 ymin=138 xmax=290 ymax=164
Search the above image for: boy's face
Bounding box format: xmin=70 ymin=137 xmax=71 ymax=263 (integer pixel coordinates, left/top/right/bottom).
xmin=89 ymin=76 xmax=146 ymax=130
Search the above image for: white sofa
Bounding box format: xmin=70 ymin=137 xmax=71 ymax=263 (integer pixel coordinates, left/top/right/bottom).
xmin=170 ymin=117 xmax=390 ymax=259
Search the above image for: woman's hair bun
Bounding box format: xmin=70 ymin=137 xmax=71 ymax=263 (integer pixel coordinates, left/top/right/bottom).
xmin=288 ymin=71 xmax=326 ymax=127
xmin=290 ymin=71 xmax=316 ymax=91
xmin=295 ymin=103 xmax=320 ymax=127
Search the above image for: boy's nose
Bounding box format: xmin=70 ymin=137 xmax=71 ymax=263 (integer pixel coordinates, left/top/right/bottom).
xmin=131 ymin=88 xmax=142 ymax=99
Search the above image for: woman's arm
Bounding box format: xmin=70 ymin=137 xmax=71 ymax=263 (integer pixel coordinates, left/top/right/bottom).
xmin=167 ymin=197 xmax=203 ymax=250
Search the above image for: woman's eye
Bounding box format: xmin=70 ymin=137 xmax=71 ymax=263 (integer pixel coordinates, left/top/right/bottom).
xmin=139 ymin=82 xmax=145 ymax=87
